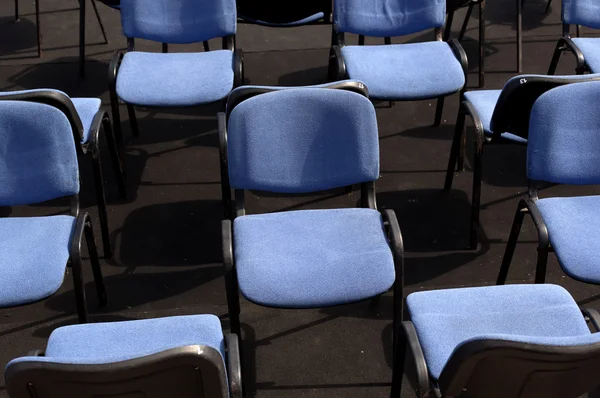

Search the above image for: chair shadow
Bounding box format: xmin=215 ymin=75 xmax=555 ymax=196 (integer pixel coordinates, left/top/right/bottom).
xmin=2 ymin=57 xmax=110 ymax=98
xmin=42 ymin=265 xmax=224 ymax=315
xmin=277 ymin=65 xmax=330 ymax=87
xmin=378 ymin=188 xmax=482 ymax=252
xmin=392 ymin=123 xmax=529 ymax=189
xmin=113 ymin=199 xmax=223 ymax=267
xmin=0 ymin=16 xmax=39 ymax=58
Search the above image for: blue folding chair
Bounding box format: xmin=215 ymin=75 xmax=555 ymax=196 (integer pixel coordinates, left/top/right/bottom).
xmin=219 ymin=83 xmax=403 ymax=376
xmin=109 ymin=0 xmax=243 ymax=142
xmin=0 ymin=89 xmax=126 ymax=258
xmin=329 ymin=0 xmax=468 ymax=127
xmin=443 ymin=73 xmax=600 ymax=250
xmin=498 ymin=80 xmax=600 ymax=285
xmin=392 ymin=284 xmax=600 ymax=398
xmin=548 ymin=0 xmax=600 ymax=75
xmin=0 ymin=99 xmax=107 ymax=323
xmin=5 ymin=315 xmax=242 ymax=398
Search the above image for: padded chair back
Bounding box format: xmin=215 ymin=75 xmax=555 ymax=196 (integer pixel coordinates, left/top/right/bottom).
xmin=120 ymin=0 xmax=237 ymax=43
xmin=528 ymin=80 xmax=600 ymax=185
xmin=562 ymin=0 xmax=600 ymax=29
xmin=334 ymin=0 xmax=445 ymax=37
xmin=0 ymin=101 xmax=79 ymax=206
xmin=226 ymin=87 xmax=380 ymax=193
xmin=438 ymin=337 xmax=600 ymax=398
xmin=5 ymin=345 xmax=229 ymax=398
xmin=488 ymin=74 xmax=600 ymax=141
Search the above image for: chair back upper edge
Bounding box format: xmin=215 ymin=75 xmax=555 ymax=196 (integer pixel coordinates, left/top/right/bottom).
xmin=439 ymin=338 xmax=600 ymax=398
xmin=5 ymin=345 xmax=229 ymax=398
xmin=488 ymin=74 xmax=600 ymax=141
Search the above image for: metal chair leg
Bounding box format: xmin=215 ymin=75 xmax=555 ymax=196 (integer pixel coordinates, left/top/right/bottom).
xmin=434 ymin=97 xmax=445 ymax=127
xmin=470 ymin=129 xmax=484 ymax=249
xmin=91 ymin=148 xmax=112 ymax=259
xmin=548 ymin=41 xmax=563 ymax=75
xmin=203 ymin=41 xmax=210 ymax=52
xmin=516 ymin=0 xmax=522 ymax=73
xmin=478 ymin=0 xmax=486 ymax=88
xmin=497 ymin=201 xmax=527 ymax=284
xmin=91 ymin=0 xmax=108 ymax=44
xmin=390 ymin=325 xmax=407 ymax=398
xmin=14 ymin=0 xmax=19 ymax=21
xmin=84 ymin=219 xmax=107 ymax=306
xmin=358 ymin=35 xmax=365 ymax=45
xmin=102 ymin=115 xmax=127 ymax=198
xmin=444 ymin=11 xmax=454 ymax=41
xmin=534 ymin=245 xmax=550 ymax=283
xmin=444 ymin=109 xmax=466 ymax=191
xmin=126 ymin=104 xmax=139 ymax=137
xmin=545 ymin=0 xmax=552 ymax=13
xmin=458 ymin=2 xmax=475 ymax=41
xmin=71 ymin=257 xmax=89 ymax=323
xmin=35 ymin=0 xmax=41 ymax=57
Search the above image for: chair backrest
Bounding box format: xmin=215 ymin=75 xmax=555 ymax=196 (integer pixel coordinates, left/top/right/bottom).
xmin=226 ymin=87 xmax=380 ymax=193
xmin=120 ymin=0 xmax=237 ymax=44
xmin=5 ymin=345 xmax=229 ymax=398
xmin=0 ymin=101 xmax=79 ymax=206
xmin=226 ymin=80 xmax=369 ymax=118
xmin=562 ymin=0 xmax=600 ymax=29
xmin=334 ymin=0 xmax=445 ymax=37
xmin=527 ymin=80 xmax=600 ymax=185
xmin=488 ymin=74 xmax=600 ymax=141
xmin=438 ymin=336 xmax=600 ymax=398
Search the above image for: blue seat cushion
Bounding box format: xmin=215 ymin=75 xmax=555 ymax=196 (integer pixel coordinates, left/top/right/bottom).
xmin=536 ymin=196 xmax=600 ymax=283
xmin=71 ymin=98 xmax=101 ymax=144
xmin=341 ymin=42 xmax=465 ymax=100
xmin=407 ymin=284 xmax=597 ymax=380
xmin=6 ymin=315 xmax=225 ymax=367
xmin=116 ymin=50 xmax=234 ymax=107
xmin=572 ymin=38 xmax=600 ymax=73
xmin=0 ymin=216 xmax=75 ymax=307
xmin=233 ymin=208 xmax=395 ymax=308
xmin=464 ymin=90 xmax=528 ymax=144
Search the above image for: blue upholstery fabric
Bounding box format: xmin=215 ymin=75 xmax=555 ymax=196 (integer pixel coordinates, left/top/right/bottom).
xmin=71 ymin=98 xmax=101 ymax=144
xmin=234 ymin=208 xmax=395 ymax=308
xmin=572 ymin=38 xmax=600 ymax=73
xmin=528 ymin=81 xmax=600 ymax=184
xmin=0 ymin=89 xmax=100 ymax=144
xmin=0 ymin=216 xmax=75 ymax=307
xmin=0 ymin=101 xmax=79 ymax=206
xmin=536 ymin=196 xmax=600 ymax=283
xmin=563 ymin=0 xmax=600 ymax=29
xmin=6 ymin=315 xmax=225 ymax=367
xmin=120 ymin=0 xmax=236 ymax=43
xmin=116 ymin=51 xmax=234 ymax=106
xmin=341 ymin=42 xmax=465 ymax=100
xmin=334 ymin=0 xmax=445 ymax=36
xmin=464 ymin=90 xmax=527 ymax=144
xmin=227 ymin=88 xmax=379 ymax=192
xmin=407 ymin=284 xmax=597 ymax=380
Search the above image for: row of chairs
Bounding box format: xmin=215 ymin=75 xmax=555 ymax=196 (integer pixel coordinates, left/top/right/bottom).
xmin=3 ymin=78 xmax=600 ymax=397
xmin=5 ymin=0 xmax=597 ymax=262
